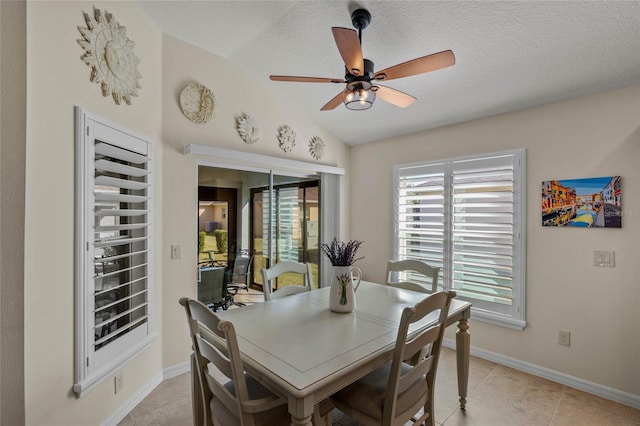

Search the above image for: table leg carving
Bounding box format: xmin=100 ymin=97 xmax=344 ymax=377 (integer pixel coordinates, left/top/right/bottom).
xmin=456 ymin=318 xmax=470 ymax=410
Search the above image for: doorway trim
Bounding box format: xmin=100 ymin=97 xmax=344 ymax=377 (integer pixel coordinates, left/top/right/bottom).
xmin=185 ymin=144 xmax=345 ymax=176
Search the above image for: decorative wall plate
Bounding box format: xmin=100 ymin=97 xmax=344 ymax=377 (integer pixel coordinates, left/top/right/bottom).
xmin=309 ymin=136 xmax=326 ymax=160
xmin=179 ymin=82 xmax=216 ymax=124
xmin=277 ymin=125 xmax=296 ymax=153
xmin=77 ymin=7 xmax=142 ymax=105
xmin=235 ymin=113 xmax=260 ymax=144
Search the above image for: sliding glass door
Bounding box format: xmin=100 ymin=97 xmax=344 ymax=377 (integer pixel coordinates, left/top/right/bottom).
xmin=251 ymin=178 xmax=320 ymax=289
xmin=198 ymin=165 xmax=320 ymax=291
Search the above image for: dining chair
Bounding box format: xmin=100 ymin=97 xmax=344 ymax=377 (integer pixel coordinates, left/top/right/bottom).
xmin=179 ymin=297 xmax=291 ymax=426
xmin=386 ymin=259 xmax=440 ymax=294
xmin=260 ymin=260 xmax=314 ymax=301
xmin=225 ymin=250 xmax=254 ymax=307
xmin=330 ymin=291 xmax=456 ymax=426
xmin=198 ymin=266 xmax=230 ymax=312
xmin=231 ymin=249 xmax=254 ymax=292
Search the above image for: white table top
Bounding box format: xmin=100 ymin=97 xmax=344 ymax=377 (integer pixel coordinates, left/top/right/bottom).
xmin=219 ymin=281 xmax=470 ymax=397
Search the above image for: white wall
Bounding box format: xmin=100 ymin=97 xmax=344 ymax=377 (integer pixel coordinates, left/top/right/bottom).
xmin=350 ymin=85 xmax=640 ymax=396
xmin=24 ymin=2 xmax=163 ymax=424
xmin=159 ymin=34 xmax=350 ymax=369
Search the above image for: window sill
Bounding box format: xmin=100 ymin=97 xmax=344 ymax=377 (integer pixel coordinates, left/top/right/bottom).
xmin=470 ymin=307 xmax=526 ymax=331
xmin=74 ymin=332 xmax=157 ymax=398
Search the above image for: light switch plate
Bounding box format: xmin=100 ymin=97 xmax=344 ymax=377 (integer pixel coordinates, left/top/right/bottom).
xmin=171 ymin=245 xmax=181 ymax=260
xmin=593 ymin=251 xmax=615 ymax=267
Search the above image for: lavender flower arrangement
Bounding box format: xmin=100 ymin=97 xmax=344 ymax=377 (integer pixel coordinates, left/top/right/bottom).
xmin=320 ymin=238 xmax=364 ymax=266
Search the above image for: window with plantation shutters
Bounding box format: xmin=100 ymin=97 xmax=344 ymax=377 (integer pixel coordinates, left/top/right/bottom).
xmin=394 ymin=149 xmax=526 ymax=330
xmin=74 ymin=107 xmax=156 ymax=397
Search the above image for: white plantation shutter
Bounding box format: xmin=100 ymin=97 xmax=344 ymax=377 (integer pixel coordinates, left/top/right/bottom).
xmin=75 ymin=107 xmax=155 ymax=396
xmin=396 ymin=163 xmax=446 ymax=289
xmin=394 ymin=149 xmax=526 ymax=329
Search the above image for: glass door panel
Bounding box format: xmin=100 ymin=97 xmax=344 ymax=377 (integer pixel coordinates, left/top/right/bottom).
xmin=198 ymin=166 xmax=269 ymax=296
xmin=252 ymin=177 xmax=320 ymax=289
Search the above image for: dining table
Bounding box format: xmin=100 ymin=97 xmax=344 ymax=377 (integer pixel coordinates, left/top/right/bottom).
xmin=214 ymin=280 xmax=472 ymax=426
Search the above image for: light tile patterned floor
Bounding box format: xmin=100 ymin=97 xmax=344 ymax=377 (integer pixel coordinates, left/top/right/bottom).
xmin=119 ymin=346 xmax=639 ymax=426
xmin=120 ymin=289 xmax=640 ymax=425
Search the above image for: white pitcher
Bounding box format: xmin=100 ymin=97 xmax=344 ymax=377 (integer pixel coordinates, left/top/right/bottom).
xmin=329 ymin=266 xmax=362 ymax=313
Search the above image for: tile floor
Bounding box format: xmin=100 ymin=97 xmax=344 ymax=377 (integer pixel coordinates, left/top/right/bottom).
xmin=119 ymin=289 xmax=640 ymax=425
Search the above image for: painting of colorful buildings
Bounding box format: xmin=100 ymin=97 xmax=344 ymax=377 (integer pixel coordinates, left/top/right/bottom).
xmin=541 ymin=176 xmax=621 ymax=227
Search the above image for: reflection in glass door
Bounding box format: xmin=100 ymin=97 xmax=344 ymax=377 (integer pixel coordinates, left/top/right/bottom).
xmin=198 ymin=165 xmax=320 ymax=293
xmin=251 ymin=179 xmax=320 ymax=289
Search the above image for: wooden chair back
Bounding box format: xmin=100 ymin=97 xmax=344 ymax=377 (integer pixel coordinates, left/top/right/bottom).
xmin=261 ymin=261 xmax=313 ymax=301
xmin=384 ymin=290 xmax=455 ymax=425
xmin=386 ymin=259 xmax=440 ymax=294
xmin=179 ymin=297 xmax=287 ymax=426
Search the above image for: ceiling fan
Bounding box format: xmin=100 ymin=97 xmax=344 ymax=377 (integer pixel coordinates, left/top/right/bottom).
xmin=270 ymin=8 xmax=455 ymax=111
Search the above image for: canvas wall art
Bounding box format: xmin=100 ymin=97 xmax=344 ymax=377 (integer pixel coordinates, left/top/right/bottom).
xmin=541 ymin=176 xmax=621 ymax=228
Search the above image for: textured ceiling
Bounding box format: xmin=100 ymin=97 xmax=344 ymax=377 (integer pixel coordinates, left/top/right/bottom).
xmin=137 ymin=1 xmax=640 ymax=145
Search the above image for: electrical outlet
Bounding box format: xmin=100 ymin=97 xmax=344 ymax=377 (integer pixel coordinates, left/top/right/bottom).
xmin=171 ymin=245 xmax=181 ymax=260
xmin=558 ymin=330 xmax=571 ymax=347
xmin=114 ymin=372 xmax=124 ymax=394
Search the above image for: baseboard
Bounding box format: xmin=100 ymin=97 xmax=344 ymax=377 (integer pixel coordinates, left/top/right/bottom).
xmin=102 ymin=371 xmax=163 ymax=426
xmin=102 ymin=362 xmax=190 ymax=426
xmin=443 ymin=338 xmax=640 ymax=409
xmin=163 ymin=361 xmax=190 ymax=379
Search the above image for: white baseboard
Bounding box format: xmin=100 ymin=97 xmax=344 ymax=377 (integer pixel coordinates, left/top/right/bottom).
xmin=102 ymin=371 xmax=163 ymax=426
xmin=443 ymin=338 xmax=640 ymax=409
xmin=163 ymin=361 xmax=190 ymax=380
xmin=102 ymin=362 xmax=190 ymax=426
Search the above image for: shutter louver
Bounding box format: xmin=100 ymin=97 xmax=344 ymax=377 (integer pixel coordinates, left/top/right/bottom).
xmin=277 ymin=187 xmax=300 ymax=262
xmin=451 ymin=156 xmax=514 ymax=306
xmin=93 ymin=139 xmax=150 ymax=351
xmin=396 ymin=164 xmax=446 ymax=288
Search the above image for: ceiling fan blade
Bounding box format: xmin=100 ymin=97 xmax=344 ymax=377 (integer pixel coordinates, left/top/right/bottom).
xmin=270 ymin=75 xmax=345 ymax=83
xmin=375 ymin=85 xmax=417 ymax=108
xmin=321 ymin=90 xmax=347 ymax=111
xmin=332 ymin=27 xmax=364 ymax=76
xmin=373 ymin=50 xmax=455 ymax=81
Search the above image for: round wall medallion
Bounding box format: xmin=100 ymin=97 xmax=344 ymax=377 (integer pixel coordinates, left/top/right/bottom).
xmin=77 ymin=7 xmax=142 ymax=105
xmin=179 ymin=82 xmax=216 ymax=124
xmin=278 ymin=125 xmax=296 ymax=153
xmin=235 ymin=113 xmax=260 ymax=144
xmin=308 ymin=136 xmax=326 ymax=160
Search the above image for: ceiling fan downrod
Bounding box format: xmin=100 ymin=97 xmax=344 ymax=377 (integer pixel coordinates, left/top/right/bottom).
xmin=351 ymin=8 xmax=371 ymax=46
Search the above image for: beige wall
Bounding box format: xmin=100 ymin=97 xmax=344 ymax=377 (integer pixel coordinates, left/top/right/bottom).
xmin=24 ymin=2 xmax=163 ymax=424
xmin=1 ymin=1 xmax=27 ymax=423
xmin=160 ymin=34 xmax=350 ymax=369
xmin=350 ymin=85 xmax=640 ymax=396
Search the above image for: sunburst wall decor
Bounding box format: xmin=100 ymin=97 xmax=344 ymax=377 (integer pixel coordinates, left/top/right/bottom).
xmin=179 ymin=82 xmax=216 ymax=124
xmin=235 ymin=113 xmax=260 ymax=144
xmin=308 ymin=136 xmax=326 ymax=160
xmin=277 ymin=125 xmax=296 ymax=153
xmin=77 ymin=7 xmax=142 ymax=105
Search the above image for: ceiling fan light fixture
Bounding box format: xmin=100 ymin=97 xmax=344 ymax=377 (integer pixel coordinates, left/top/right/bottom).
xmin=344 ymin=81 xmax=375 ymax=111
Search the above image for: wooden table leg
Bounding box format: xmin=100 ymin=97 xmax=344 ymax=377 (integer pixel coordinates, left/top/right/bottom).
xmin=456 ymin=318 xmax=470 ymax=410
xmin=289 ymin=395 xmax=314 ymax=426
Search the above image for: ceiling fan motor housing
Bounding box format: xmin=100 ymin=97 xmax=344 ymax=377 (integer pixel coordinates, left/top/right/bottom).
xmin=345 ymin=58 xmax=375 ymax=83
